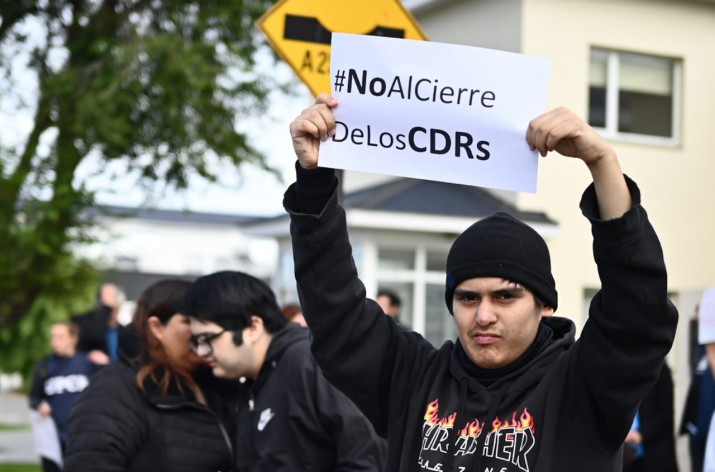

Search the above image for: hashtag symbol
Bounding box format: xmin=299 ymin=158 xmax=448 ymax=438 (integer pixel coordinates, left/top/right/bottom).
xmin=333 ymin=70 xmax=345 ymax=92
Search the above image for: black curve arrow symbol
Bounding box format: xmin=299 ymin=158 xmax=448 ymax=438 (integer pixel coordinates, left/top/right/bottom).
xmin=284 ymin=14 xmax=405 ymax=44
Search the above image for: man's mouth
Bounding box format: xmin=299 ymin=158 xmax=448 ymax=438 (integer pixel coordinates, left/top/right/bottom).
xmin=473 ymin=333 xmax=500 ymax=344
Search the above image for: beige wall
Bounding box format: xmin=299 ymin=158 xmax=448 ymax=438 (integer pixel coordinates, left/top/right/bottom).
xmin=413 ymin=0 xmax=715 ymax=327
xmin=519 ymin=1 xmax=715 ymax=462
xmin=519 ymin=0 xmax=715 ymax=323
xmin=414 ymin=0 xmax=523 ymax=52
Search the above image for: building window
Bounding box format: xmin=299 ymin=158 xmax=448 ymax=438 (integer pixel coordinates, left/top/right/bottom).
xmin=378 ymin=248 xmax=415 ymax=271
xmin=278 ymin=251 xmax=298 ymax=304
xmin=376 ymin=245 xmax=450 ymax=343
xmin=278 ymin=240 xmax=453 ymax=344
xmin=425 ymin=283 xmax=456 ymax=346
xmin=589 ymin=49 xmax=681 ymax=145
xmin=377 ymin=281 xmax=415 ymax=330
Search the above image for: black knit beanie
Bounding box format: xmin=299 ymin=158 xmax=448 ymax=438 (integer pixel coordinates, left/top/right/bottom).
xmin=445 ymin=212 xmax=557 ymax=314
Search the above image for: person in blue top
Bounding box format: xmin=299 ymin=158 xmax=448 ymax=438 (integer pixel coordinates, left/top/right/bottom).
xmin=625 ymin=363 xmax=678 ymax=472
xmin=29 ymin=321 xmax=105 ymax=472
xmin=71 ymin=283 xmax=123 ymax=362
xmin=682 ymin=302 xmax=715 ymax=472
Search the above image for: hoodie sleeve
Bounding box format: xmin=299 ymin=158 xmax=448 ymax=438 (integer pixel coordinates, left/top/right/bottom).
xmin=28 ymin=359 xmax=48 ymax=410
xmin=307 ymin=357 xmax=387 ymax=471
xmin=284 ymin=165 xmax=438 ymax=436
xmin=574 ymin=175 xmax=678 ymax=452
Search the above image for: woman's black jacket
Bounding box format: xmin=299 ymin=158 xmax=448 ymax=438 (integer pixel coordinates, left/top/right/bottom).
xmin=64 ymin=327 xmax=238 ymax=472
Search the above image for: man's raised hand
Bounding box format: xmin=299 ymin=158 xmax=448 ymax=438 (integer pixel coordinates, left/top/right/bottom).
xmin=289 ymin=94 xmax=338 ymax=169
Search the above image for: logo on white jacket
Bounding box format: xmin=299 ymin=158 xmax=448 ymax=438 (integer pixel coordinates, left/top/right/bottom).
xmin=257 ymin=408 xmax=275 ymax=432
xmin=419 ymin=399 xmax=536 ymax=472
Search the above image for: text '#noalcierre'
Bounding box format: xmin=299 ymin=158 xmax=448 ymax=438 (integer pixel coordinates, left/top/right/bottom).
xmin=334 ymin=69 xmax=496 ymax=109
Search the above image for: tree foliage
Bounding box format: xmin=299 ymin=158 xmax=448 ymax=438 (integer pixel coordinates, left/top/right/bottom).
xmin=0 ymin=0 xmax=279 ymax=374
xmin=0 ymin=256 xmax=98 ymax=386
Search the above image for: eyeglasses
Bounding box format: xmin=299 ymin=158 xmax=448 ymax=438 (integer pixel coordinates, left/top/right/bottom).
xmin=190 ymin=329 xmax=227 ymax=356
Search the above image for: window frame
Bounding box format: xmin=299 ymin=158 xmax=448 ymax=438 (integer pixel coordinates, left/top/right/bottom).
xmin=375 ymin=243 xmax=449 ymax=342
xmin=589 ymin=48 xmax=682 ymax=147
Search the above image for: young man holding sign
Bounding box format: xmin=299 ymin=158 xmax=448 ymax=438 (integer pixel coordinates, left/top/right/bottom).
xmin=284 ymin=94 xmax=677 ymax=471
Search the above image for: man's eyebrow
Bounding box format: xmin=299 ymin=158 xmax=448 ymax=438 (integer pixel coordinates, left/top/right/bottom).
xmin=496 ymin=285 xmax=526 ymax=293
xmin=192 ymin=331 xmax=220 ymax=337
xmin=453 ymin=288 xmax=477 ymax=297
xmin=453 ymin=285 xmax=526 ymax=296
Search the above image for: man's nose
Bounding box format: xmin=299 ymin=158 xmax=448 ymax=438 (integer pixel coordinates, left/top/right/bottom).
xmin=194 ymin=343 xmax=212 ymax=357
xmin=475 ymin=302 xmax=497 ymax=326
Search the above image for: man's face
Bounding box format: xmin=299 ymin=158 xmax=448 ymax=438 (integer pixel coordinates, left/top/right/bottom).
xmin=189 ymin=318 xmax=254 ymax=379
xmin=50 ymin=324 xmax=77 ymax=357
xmin=100 ymin=284 xmax=119 ymax=308
xmin=377 ymin=295 xmax=399 ymax=319
xmin=452 ymin=277 xmax=553 ymax=369
xmin=376 ymin=295 xmax=391 ymax=314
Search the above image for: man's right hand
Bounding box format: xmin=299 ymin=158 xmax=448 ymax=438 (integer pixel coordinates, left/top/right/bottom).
xmin=37 ymin=401 xmax=52 ymax=417
xmin=88 ymin=349 xmax=110 ymax=365
xmin=289 ymin=94 xmax=338 ymax=169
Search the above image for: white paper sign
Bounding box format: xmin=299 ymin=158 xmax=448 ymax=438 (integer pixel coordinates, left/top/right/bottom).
xmin=30 ymin=411 xmax=63 ymax=467
xmin=699 ymin=287 xmax=715 ymax=344
xmin=320 ymin=33 xmax=551 ymax=193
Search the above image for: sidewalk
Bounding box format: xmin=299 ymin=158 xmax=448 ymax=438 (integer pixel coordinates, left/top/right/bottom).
xmin=0 ymin=392 xmax=39 ymax=464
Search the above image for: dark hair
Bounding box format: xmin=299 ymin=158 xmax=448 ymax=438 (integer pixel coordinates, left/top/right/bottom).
xmin=132 ymin=279 xmax=196 ymax=395
xmin=181 ymin=271 xmax=288 ymax=342
xmin=377 ymin=289 xmax=402 ymax=308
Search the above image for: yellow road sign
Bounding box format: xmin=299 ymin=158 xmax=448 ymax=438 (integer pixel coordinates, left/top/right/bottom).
xmin=258 ymin=0 xmax=427 ymax=96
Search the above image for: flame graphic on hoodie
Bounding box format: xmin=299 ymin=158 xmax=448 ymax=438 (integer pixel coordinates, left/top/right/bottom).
xmin=491 ymin=408 xmax=535 ymax=435
xmin=423 ymin=399 xmax=457 ymax=429
xmin=420 ymin=399 xmax=537 ymax=472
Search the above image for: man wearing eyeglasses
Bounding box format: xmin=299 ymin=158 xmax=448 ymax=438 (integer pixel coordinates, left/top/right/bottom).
xmin=181 ymin=270 xmax=386 ymax=472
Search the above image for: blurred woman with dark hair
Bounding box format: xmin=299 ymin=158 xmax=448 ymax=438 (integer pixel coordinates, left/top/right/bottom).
xmin=64 ymin=279 xmax=236 ymax=472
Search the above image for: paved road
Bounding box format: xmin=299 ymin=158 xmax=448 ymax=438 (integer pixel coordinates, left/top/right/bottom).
xmin=0 ymin=392 xmax=39 ymax=464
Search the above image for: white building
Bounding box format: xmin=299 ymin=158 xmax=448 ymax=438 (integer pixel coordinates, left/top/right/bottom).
xmin=248 ymin=177 xmax=558 ymax=347
xmin=80 ymin=205 xmax=278 ymax=320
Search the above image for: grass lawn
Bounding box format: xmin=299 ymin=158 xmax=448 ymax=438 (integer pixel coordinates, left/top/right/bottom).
xmin=0 ymin=423 xmax=29 ymax=431
xmin=0 ymin=464 xmax=41 ymax=472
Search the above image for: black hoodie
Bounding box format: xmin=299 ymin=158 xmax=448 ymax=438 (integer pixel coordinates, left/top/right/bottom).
xmin=234 ymin=323 xmax=386 ymax=471
xmin=284 ymin=166 xmax=678 ymax=472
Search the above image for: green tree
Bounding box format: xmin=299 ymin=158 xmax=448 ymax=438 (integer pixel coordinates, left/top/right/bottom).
xmin=0 ymin=0 xmax=280 ymax=377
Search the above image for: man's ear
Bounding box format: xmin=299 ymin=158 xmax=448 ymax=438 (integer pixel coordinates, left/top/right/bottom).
xmin=540 ymin=305 xmax=555 ymax=319
xmin=147 ymin=316 xmax=164 ymax=341
xmin=243 ymin=315 xmax=265 ymax=344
